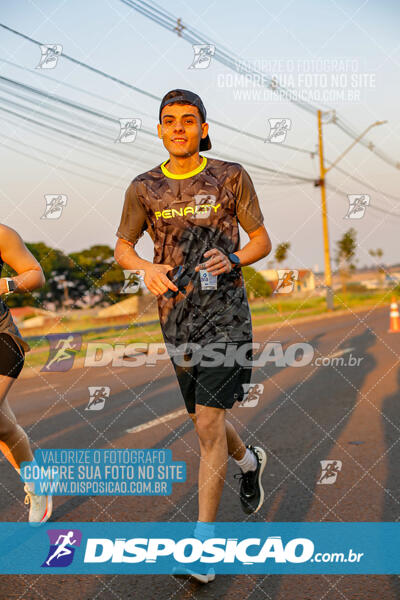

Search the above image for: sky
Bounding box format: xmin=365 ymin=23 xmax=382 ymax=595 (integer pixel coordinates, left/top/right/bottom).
xmin=0 ymin=0 xmax=399 ymax=274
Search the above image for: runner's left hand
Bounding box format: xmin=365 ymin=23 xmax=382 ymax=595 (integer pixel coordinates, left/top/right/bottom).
xmin=195 ymin=248 xmax=232 ymax=275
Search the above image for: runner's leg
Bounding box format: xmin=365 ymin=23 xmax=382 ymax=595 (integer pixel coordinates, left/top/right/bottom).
xmin=224 ymin=419 xmax=246 ymax=460
xmin=193 ymin=404 xmax=227 ymax=522
xmin=0 ymin=376 xmax=34 ymax=470
xmin=190 ymin=414 xmax=246 ymax=460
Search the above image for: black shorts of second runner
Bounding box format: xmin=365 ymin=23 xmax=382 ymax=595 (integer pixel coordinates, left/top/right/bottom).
xmin=172 ymin=340 xmax=253 ymax=414
xmin=0 ymin=333 xmax=25 ymax=379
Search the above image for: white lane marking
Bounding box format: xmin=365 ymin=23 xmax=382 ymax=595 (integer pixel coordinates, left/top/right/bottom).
xmin=126 ymin=408 xmax=188 ymax=434
xmin=325 ymin=347 xmax=355 ymax=359
xmin=19 ymin=385 xmax=53 ymax=394
xmin=310 ymin=347 xmax=356 ymax=366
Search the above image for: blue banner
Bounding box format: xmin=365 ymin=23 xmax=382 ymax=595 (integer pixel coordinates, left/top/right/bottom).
xmin=0 ymin=522 xmax=398 ymax=574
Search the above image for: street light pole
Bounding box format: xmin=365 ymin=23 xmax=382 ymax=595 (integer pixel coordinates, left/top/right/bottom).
xmin=325 ymin=120 xmax=387 ymax=173
xmin=316 ymin=114 xmax=387 ymax=310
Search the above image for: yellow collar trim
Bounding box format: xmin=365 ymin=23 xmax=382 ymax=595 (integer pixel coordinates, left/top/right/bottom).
xmin=161 ymin=156 xmax=207 ymax=179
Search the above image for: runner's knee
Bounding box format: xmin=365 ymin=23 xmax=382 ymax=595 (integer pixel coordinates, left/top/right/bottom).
xmin=0 ymin=412 xmax=18 ymax=439
xmin=195 ymin=409 xmax=225 ymax=445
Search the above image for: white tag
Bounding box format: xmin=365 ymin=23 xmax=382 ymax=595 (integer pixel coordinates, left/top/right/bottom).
xmin=199 ymin=269 xmax=218 ymax=290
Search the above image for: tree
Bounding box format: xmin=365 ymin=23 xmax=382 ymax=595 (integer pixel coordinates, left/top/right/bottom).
xmin=369 ymin=248 xmax=383 ymax=261
xmin=242 ymin=266 xmax=271 ymax=300
xmin=369 ymin=248 xmax=385 ymax=283
xmin=273 ymin=242 xmax=292 ymax=312
xmin=274 ymin=242 xmax=291 ymax=268
xmin=3 ymin=242 xmax=126 ymax=310
xmin=68 ymin=245 xmax=125 ymax=306
xmin=3 ymin=242 xmax=71 ymax=309
xmin=335 ymin=229 xmax=357 ymax=294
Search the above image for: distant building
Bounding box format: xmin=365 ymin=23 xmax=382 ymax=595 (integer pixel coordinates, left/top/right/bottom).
xmin=97 ymin=294 xmax=156 ymax=320
xmin=258 ymin=269 xmax=316 ymax=294
xmin=11 ymin=307 xmax=57 ymax=329
xmin=296 ymin=270 xmax=316 ymax=293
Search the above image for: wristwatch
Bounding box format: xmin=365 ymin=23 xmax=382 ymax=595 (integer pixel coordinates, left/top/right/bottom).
xmin=4 ymin=278 xmax=16 ymax=295
xmin=228 ymin=253 xmax=241 ymax=269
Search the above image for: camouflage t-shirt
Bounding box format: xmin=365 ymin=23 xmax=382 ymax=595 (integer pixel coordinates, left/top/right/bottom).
xmin=116 ymin=156 xmax=264 ymax=349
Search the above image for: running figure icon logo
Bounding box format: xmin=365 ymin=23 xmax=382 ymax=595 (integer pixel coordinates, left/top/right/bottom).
xmin=41 ymin=195 xmax=67 ymax=220
xmin=317 ymin=460 xmax=343 ymax=485
xmin=188 ymin=44 xmax=215 ymax=69
xmin=344 ymin=194 xmax=370 ymax=219
xmin=115 ymin=119 xmax=142 ymax=143
xmin=265 ymin=119 xmax=291 ymax=144
xmin=86 ymin=386 xmax=110 ymax=411
xmin=41 ymin=334 xmax=82 ymax=372
xmin=36 ymin=44 xmax=62 ymax=69
xmin=42 ymin=529 xmax=82 ymax=568
xmin=274 ymin=270 xmax=298 ymax=294
xmin=238 ymin=383 xmax=264 ymax=408
xmin=121 ymin=270 xmax=144 ymax=294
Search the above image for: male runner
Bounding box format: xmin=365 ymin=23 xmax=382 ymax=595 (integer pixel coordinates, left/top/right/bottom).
xmin=115 ymin=89 xmax=272 ymax=583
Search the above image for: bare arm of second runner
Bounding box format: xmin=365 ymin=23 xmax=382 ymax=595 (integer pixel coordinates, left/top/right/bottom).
xmin=0 ymin=225 xmax=45 ymax=295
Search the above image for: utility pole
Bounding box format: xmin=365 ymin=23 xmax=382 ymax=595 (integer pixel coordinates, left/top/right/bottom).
xmin=316 ymin=112 xmax=386 ymax=310
xmin=317 ymin=110 xmax=334 ymax=310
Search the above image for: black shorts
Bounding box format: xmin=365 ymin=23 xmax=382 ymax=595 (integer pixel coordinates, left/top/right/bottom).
xmin=171 ymin=340 xmax=253 ymax=414
xmin=0 ymin=333 xmax=25 ymax=379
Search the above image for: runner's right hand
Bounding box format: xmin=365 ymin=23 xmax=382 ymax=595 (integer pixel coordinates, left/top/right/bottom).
xmin=143 ymin=264 xmax=179 ymax=297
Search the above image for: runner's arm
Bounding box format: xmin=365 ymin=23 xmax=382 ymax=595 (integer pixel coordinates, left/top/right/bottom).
xmin=114 ymin=182 xmax=178 ymax=296
xmin=234 ymin=166 xmax=271 ymax=266
xmin=233 ymin=225 xmax=271 ymax=267
xmin=0 ymin=224 xmax=45 ymax=295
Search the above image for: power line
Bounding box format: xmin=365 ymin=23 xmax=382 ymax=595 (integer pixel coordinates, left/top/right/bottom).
xmin=0 ymin=58 xmax=157 ymax=121
xmin=330 ymin=113 xmax=400 ymax=171
xmin=0 ymin=24 xmax=314 ymax=157
xmin=0 ymin=60 xmax=316 ymax=176
xmin=326 ymin=161 xmax=400 ymax=204
xmin=1 ymin=133 xmax=128 ymax=185
xmin=2 ymin=113 xmax=144 ymax=170
xmin=117 ymin=1 xmax=399 ymax=172
xmin=119 ymin=0 xmax=327 ymax=115
xmin=326 ymin=182 xmax=400 ymax=219
xmin=0 ymin=60 xmax=316 ymax=178
xmin=3 ymin=141 xmax=126 ymax=190
xmin=0 ymin=73 xmax=314 ymax=182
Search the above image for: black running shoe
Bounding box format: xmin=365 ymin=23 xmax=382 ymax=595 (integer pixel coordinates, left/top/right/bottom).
xmin=234 ymin=445 xmax=267 ymax=514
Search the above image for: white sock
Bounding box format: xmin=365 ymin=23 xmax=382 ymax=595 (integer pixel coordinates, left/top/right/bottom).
xmin=234 ymin=447 xmax=257 ymax=473
xmin=16 ymin=466 xmax=36 ymax=493
xmin=194 ymin=521 xmax=215 ymax=542
xmin=24 ymin=481 xmax=35 ymax=493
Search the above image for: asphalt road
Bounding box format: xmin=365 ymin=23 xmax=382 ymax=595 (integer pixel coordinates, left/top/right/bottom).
xmin=1 ymin=305 xmax=399 ymax=599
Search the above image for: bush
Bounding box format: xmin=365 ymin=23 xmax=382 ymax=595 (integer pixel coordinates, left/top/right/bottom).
xmin=242 ymin=266 xmax=272 ymax=298
xmin=345 ymin=282 xmax=368 ymax=293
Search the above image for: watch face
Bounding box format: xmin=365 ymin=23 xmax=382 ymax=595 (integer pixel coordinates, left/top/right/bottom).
xmin=229 ymin=253 xmax=240 ymax=265
xmin=7 ymin=279 xmax=16 ymax=292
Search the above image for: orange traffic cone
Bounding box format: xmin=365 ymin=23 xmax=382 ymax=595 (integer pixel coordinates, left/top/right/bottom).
xmin=389 ymin=297 xmax=400 ymax=333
